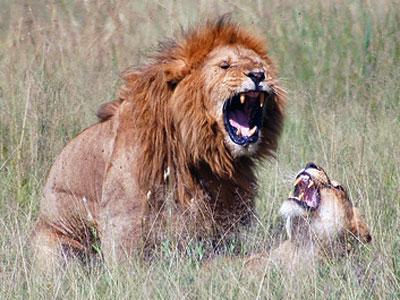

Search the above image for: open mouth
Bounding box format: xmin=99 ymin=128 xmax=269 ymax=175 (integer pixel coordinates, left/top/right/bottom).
xmin=223 ymin=91 xmax=265 ymax=146
xmin=288 ymin=172 xmax=321 ymax=211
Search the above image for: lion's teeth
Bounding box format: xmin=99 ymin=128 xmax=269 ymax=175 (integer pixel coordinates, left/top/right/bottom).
xmin=294 ymin=177 xmax=302 ymax=186
xmin=299 ymin=192 xmax=304 ymax=200
xmin=248 ymin=126 xmax=257 ymax=136
xmin=308 ymin=181 xmax=314 ymax=188
xmin=259 ymin=93 xmax=265 ymax=107
xmin=236 ymin=128 xmax=242 ymax=136
xmin=240 ymin=94 xmax=245 ymax=104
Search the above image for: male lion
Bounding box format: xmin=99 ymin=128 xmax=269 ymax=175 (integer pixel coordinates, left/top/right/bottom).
xmin=32 ymin=19 xmax=286 ymax=268
xmin=245 ymin=163 xmax=372 ymax=271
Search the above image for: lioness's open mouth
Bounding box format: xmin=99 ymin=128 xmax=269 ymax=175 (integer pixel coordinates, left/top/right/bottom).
xmin=289 ymin=171 xmax=321 ymax=211
xmin=223 ymin=91 xmax=265 ymax=146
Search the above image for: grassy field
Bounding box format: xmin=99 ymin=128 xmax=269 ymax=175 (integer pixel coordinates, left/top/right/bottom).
xmin=0 ymin=0 xmax=399 ymax=298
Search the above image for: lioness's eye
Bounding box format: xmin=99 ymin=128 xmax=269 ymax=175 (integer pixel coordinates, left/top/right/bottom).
xmin=220 ymin=61 xmax=230 ymax=69
xmin=335 ymin=185 xmax=345 ymax=192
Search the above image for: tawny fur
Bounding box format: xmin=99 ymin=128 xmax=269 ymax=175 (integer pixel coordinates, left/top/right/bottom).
xmin=31 ymin=18 xmax=286 ymax=268
xmin=245 ymin=165 xmax=371 ymax=272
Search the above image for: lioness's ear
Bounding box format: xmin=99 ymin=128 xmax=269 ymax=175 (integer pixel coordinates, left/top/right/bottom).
xmin=331 ymin=180 xmax=346 ymax=192
xmin=163 ymin=59 xmax=189 ymax=89
xmin=350 ymin=207 xmax=372 ymax=243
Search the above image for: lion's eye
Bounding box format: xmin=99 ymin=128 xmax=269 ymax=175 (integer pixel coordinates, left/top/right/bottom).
xmin=220 ymin=61 xmax=230 ymax=69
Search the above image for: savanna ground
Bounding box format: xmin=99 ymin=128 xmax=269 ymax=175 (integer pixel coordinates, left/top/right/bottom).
xmin=0 ymin=0 xmax=399 ymax=298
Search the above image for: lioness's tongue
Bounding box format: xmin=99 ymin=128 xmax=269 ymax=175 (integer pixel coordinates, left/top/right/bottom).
xmin=228 ymin=110 xmax=251 ymax=136
xmin=304 ymin=188 xmax=319 ymax=208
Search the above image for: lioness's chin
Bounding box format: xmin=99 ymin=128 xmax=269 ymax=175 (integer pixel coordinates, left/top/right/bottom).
xmin=279 ymin=200 xmax=307 ymax=219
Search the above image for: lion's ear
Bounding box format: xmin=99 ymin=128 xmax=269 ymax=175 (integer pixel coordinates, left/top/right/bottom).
xmin=121 ymin=69 xmax=140 ymax=83
xmin=349 ymin=207 xmax=372 ymax=243
xmin=163 ymin=59 xmax=189 ymax=89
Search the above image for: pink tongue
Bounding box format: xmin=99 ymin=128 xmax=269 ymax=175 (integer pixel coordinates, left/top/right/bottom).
xmin=229 ymin=111 xmax=250 ymax=136
xmin=305 ymin=188 xmax=318 ymax=208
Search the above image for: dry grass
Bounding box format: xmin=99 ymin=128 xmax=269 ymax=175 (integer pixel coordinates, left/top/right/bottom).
xmin=0 ymin=0 xmax=399 ymax=298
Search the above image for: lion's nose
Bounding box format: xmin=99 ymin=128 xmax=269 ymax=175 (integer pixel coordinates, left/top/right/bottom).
xmin=247 ymin=71 xmax=265 ymax=85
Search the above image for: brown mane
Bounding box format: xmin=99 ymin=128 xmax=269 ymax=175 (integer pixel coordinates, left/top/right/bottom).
xmin=98 ymin=18 xmax=286 ymax=207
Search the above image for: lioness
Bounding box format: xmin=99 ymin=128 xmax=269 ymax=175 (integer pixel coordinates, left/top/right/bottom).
xmin=246 ymin=162 xmax=371 ymax=270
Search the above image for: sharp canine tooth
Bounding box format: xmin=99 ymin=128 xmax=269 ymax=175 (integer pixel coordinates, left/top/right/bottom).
xmin=248 ymin=126 xmax=257 ymax=136
xmin=259 ymin=93 xmax=265 ymax=107
xmin=299 ymin=192 xmax=304 ymax=200
xmin=240 ymin=94 xmax=245 ymax=104
xmin=236 ymin=128 xmax=242 ymax=137
xmin=308 ymin=181 xmax=314 ymax=188
xmin=294 ymin=177 xmax=302 ymax=186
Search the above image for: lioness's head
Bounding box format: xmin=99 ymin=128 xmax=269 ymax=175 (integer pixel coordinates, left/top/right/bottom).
xmin=280 ymin=163 xmax=372 ymax=245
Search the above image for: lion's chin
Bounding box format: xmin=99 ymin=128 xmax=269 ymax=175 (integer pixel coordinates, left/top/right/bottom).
xmin=224 ymin=134 xmax=260 ymax=158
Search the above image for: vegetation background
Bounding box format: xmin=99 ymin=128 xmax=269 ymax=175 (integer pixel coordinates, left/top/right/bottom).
xmin=0 ymin=0 xmax=399 ymax=298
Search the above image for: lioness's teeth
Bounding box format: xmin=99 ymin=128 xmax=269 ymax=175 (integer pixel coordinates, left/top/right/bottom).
xmin=294 ymin=177 xmax=302 ymax=186
xmin=236 ymin=128 xmax=242 ymax=137
xmin=259 ymin=93 xmax=265 ymax=107
xmin=240 ymin=94 xmax=245 ymax=104
xmin=299 ymin=192 xmax=304 ymax=200
xmin=308 ymin=181 xmax=314 ymax=188
xmin=248 ymin=126 xmax=257 ymax=136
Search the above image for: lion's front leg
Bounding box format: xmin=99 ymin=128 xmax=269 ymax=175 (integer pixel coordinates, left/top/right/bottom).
xmin=98 ymin=152 xmax=148 ymax=265
xmin=98 ymin=205 xmax=145 ymax=265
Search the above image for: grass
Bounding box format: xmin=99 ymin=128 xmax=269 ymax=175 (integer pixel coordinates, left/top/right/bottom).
xmin=0 ymin=0 xmax=399 ymax=298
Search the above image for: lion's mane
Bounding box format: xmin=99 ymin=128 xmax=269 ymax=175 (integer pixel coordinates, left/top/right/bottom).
xmin=97 ymin=18 xmax=286 ymax=234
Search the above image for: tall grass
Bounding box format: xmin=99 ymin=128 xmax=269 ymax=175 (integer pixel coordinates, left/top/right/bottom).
xmin=0 ymin=0 xmax=399 ymax=298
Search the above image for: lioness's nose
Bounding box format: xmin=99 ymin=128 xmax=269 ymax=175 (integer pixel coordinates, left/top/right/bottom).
xmin=305 ymin=162 xmax=318 ymax=170
xmin=247 ymin=71 xmax=265 ymax=85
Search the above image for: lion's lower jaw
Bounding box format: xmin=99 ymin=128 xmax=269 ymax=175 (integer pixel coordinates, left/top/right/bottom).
xmin=224 ymin=135 xmax=260 ymax=158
